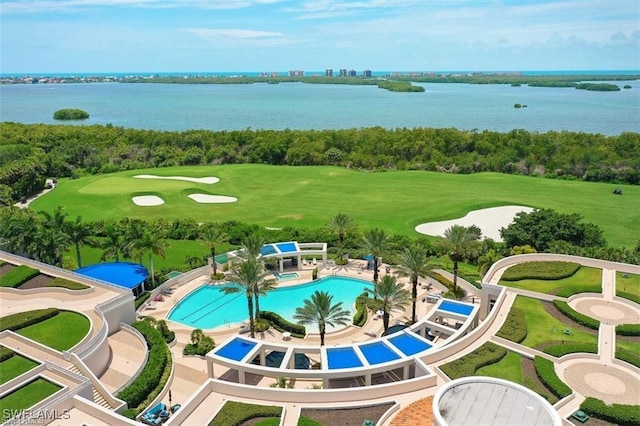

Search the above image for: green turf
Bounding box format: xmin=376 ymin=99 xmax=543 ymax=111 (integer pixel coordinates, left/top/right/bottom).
xmin=499 ymin=267 xmax=602 ymax=295
xmin=0 ymin=354 xmax=40 ymax=384
xmin=616 ymin=272 xmax=640 ymax=298
xmin=512 ymin=296 xmax=598 ymax=349
xmin=0 ymin=378 xmax=62 ymax=416
xmin=30 ymin=165 xmax=640 ymax=246
xmin=476 ymin=350 xmax=523 ymax=383
xmin=16 ymin=312 xmax=90 ymax=351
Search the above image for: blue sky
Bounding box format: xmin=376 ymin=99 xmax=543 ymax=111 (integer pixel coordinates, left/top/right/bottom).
xmin=1 ymin=0 xmax=639 ymax=73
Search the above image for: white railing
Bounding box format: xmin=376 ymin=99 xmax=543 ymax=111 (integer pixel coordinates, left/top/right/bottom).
xmin=65 ymin=353 xmax=127 ymax=411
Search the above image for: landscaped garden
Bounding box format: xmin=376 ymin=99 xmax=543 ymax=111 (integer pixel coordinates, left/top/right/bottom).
xmin=616 ymin=271 xmax=640 ymax=304
xmin=499 ymin=262 xmax=602 ymax=296
xmin=0 ymin=378 xmax=62 ymax=418
xmin=0 ymin=347 xmax=40 ymax=384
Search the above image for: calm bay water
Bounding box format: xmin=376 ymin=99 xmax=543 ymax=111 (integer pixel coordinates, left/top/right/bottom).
xmin=1 ymin=80 xmax=639 ymax=135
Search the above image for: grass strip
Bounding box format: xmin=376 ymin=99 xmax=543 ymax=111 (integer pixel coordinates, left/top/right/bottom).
xmin=0 ymin=308 xmax=59 ymax=332
xmin=440 ymin=342 xmax=507 ymax=379
xmin=46 ymin=277 xmax=90 ymax=290
xmin=16 ymin=311 xmax=90 ymax=351
xmin=209 ymin=401 xmax=282 ymax=426
xmin=0 ymin=378 xmax=62 ymax=417
xmin=0 ymin=354 xmax=40 ymax=385
xmin=552 ymin=300 xmax=600 ymax=330
xmin=0 ymin=265 xmax=39 ymax=288
xmin=543 ymin=343 xmax=598 ymax=357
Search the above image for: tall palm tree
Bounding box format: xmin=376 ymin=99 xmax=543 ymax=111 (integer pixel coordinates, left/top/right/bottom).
xmin=30 ymin=224 xmax=70 ymax=267
xmin=362 ymin=228 xmax=389 ymax=285
xmin=294 ymin=290 xmax=350 ymax=346
xmin=122 ymin=219 xmax=146 ymax=262
xmin=396 ymin=244 xmax=433 ymax=323
xmin=224 ymin=259 xmax=267 ymax=338
xmin=129 ymin=228 xmax=169 ymax=289
xmin=1 ymin=208 xmax=39 ymax=256
xmin=240 ymin=233 xmax=266 ymax=261
xmin=441 ymin=225 xmax=481 ymax=293
xmin=254 ymin=277 xmax=277 ymax=321
xmin=65 ymin=215 xmax=97 ymax=268
xmin=326 ymin=213 xmax=357 ymax=256
xmin=477 ymin=248 xmax=503 ymax=278
xmin=100 ymin=223 xmax=124 ymax=262
xmin=39 ymin=205 xmax=68 ymax=231
xmin=368 ymin=275 xmax=412 ymax=333
xmin=198 ymin=224 xmax=228 ymax=275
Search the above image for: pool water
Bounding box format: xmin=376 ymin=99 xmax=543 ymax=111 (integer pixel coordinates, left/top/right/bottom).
xmin=438 ymin=300 xmax=474 ymax=316
xmin=168 ymin=276 xmax=372 ymax=330
xmin=273 ymin=272 xmax=300 ymax=281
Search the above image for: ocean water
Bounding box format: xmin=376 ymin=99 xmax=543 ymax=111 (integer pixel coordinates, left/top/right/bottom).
xmin=1 ymin=79 xmax=638 ymax=135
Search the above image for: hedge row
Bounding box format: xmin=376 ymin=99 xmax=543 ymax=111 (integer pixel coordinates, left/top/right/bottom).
xmin=543 ymin=343 xmax=598 ymax=357
xmin=209 ymin=401 xmax=282 ymax=426
xmin=0 ymin=308 xmax=59 ymax=332
xmin=117 ymin=320 xmax=171 ymax=417
xmin=353 ymin=293 xmax=368 ymax=327
xmin=0 ymin=265 xmax=40 ymax=288
xmin=616 ymin=290 xmax=640 ymax=305
xmin=46 ymin=277 xmax=90 ymax=290
xmin=533 ymin=356 xmax=572 ymax=399
xmin=552 ymin=300 xmax=600 ymax=330
xmin=501 ymin=261 xmax=580 ymax=281
xmin=440 ymin=342 xmax=507 ymax=379
xmin=495 ymin=307 xmax=527 ymax=343
xmin=580 ymin=397 xmax=640 ymax=426
xmin=616 ymin=323 xmax=640 ymax=336
xmin=0 ymin=346 xmax=15 ymax=362
xmin=554 ymin=284 xmax=602 ymax=297
xmin=615 ymin=347 xmax=640 ymax=368
xmin=134 ymin=293 xmax=151 ymax=310
xmin=261 ymin=311 xmax=306 ymax=337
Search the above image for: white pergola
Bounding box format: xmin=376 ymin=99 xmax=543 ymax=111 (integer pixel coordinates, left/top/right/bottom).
xmin=227 ymin=241 xmax=328 ymax=272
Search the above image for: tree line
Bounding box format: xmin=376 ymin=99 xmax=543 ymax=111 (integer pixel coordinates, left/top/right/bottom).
xmin=1 ymin=122 xmax=638 ymax=203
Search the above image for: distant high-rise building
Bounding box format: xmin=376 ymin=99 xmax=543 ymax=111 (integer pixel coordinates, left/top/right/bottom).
xmin=348 ymin=69 xmax=357 ymax=77
xmin=363 ymin=69 xmax=372 ymax=78
xmin=339 ymin=69 xmax=347 ymax=77
xmin=289 ymin=70 xmax=304 ymax=77
xmin=325 ymin=69 xmax=333 ymax=76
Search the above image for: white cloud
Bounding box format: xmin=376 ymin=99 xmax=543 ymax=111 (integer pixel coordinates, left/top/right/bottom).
xmin=188 ymin=28 xmax=284 ymax=39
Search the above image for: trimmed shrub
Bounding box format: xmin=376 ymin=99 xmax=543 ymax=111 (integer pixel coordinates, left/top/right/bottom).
xmin=261 ymin=311 xmax=305 ymax=337
xmin=501 ymin=261 xmax=580 ymax=281
xmin=353 ymin=293 xmax=368 ymax=327
xmin=543 ymin=343 xmax=598 ymax=357
xmin=580 ymin=397 xmax=640 ymax=426
xmin=0 ymin=308 xmax=59 ymax=331
xmin=496 ymin=307 xmax=527 ymax=343
xmin=554 ymin=284 xmax=601 ymax=297
xmin=134 ymin=292 xmax=151 ymax=310
xmin=53 ymin=108 xmax=89 ymax=120
xmin=0 ymin=265 xmax=40 ymax=288
xmin=210 ymin=272 xmax=225 ymax=281
xmin=616 ymin=347 xmax=640 ymax=368
xmin=552 ymin=300 xmax=600 ymax=330
xmin=0 ymin=346 xmax=15 ymax=362
xmin=117 ymin=320 xmax=171 ymax=416
xmin=46 ymin=277 xmax=90 ymax=290
xmin=183 ymin=329 xmax=215 ymax=356
xmin=616 ymin=323 xmax=640 ymax=336
xmin=440 ymin=342 xmax=507 ymax=379
xmin=209 ymin=401 xmax=282 ymax=426
xmin=255 ymin=318 xmax=270 ymax=332
xmin=616 ymin=291 xmax=640 ymax=305
xmin=534 ymin=356 xmax=571 ymax=398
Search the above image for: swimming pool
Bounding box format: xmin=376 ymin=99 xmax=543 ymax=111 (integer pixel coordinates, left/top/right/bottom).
xmin=438 ymin=300 xmax=474 ymax=316
xmin=168 ymin=276 xmax=372 ymax=330
xmin=273 ymin=272 xmax=300 ymax=281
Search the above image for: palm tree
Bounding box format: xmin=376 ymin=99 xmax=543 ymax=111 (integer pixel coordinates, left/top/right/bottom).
xmin=294 ymin=290 xmax=350 ymax=346
xmin=240 ymin=233 xmax=266 ymax=261
xmin=224 ymin=259 xmax=267 ymax=338
xmin=368 ymin=275 xmax=412 ymax=333
xmin=1 ymin=208 xmax=39 ymax=256
xmin=441 ymin=225 xmax=481 ymax=293
xmin=198 ymin=224 xmax=228 ymax=275
xmin=362 ymin=228 xmax=389 ymax=285
xmin=326 ymin=213 xmax=357 ymax=257
xmin=30 ymin=225 xmax=70 ymax=267
xmin=65 ymin=215 xmax=97 ymax=268
xmin=254 ymin=277 xmax=277 ymax=321
xmin=477 ymin=248 xmax=503 ymax=278
xmin=100 ymin=223 xmax=124 ymax=262
xmin=396 ymin=244 xmax=433 ymax=323
xmin=128 ymin=228 xmax=169 ymax=289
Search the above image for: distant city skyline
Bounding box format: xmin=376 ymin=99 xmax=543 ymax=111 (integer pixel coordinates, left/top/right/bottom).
xmin=1 ymin=0 xmax=639 ymax=73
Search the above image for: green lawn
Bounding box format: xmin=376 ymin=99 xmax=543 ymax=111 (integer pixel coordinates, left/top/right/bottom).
xmin=30 ymin=165 xmax=640 ymax=246
xmin=16 ymin=312 xmax=90 ymax=351
xmin=476 ymin=350 xmax=523 ymax=383
xmin=512 ymin=296 xmax=598 ymax=350
xmin=616 ymin=272 xmax=640 ymax=299
xmin=499 ymin=267 xmax=602 ymax=296
xmin=0 ymin=378 xmax=62 ymax=417
xmin=0 ymin=354 xmax=40 ymax=385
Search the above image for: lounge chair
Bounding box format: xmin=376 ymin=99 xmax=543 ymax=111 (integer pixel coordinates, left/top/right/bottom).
xmin=145 ymin=303 xmax=156 ymax=310
xmin=163 ymin=288 xmax=174 ymax=295
xmin=302 ymin=259 xmax=308 ymax=266
xmin=312 ymin=258 xmax=317 ymax=265
xmin=141 ymin=403 xmax=166 ymax=425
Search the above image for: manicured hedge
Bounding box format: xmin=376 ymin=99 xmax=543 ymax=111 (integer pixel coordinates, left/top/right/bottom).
xmin=261 ymin=311 xmax=306 ymax=337
xmin=616 ymin=347 xmax=640 ymax=368
xmin=616 ymin=323 xmax=640 ymax=336
xmin=0 ymin=265 xmax=40 ymax=288
xmin=543 ymin=343 xmax=598 ymax=357
xmin=353 ymin=293 xmax=368 ymax=327
xmin=0 ymin=308 xmax=59 ymax=332
xmin=533 ymin=356 xmax=572 ymax=399
xmin=554 ymin=284 xmax=601 ymax=297
xmin=0 ymin=346 xmax=15 ymax=362
xmin=616 ymin=291 xmax=640 ymax=305
xmin=46 ymin=277 xmax=89 ymax=290
xmin=134 ymin=292 xmax=151 ymax=310
xmin=501 ymin=261 xmax=580 ymax=281
xmin=117 ymin=320 xmax=172 ymax=417
xmin=580 ymin=397 xmax=640 ymax=426
xmin=552 ymin=300 xmax=600 ymax=330
xmin=496 ymin=307 xmax=527 ymax=343
xmin=209 ymin=401 xmax=282 ymax=426
xmin=440 ymin=342 xmax=507 ymax=379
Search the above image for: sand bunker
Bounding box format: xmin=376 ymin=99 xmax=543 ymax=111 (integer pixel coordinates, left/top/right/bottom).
xmin=188 ymin=194 xmax=238 ymax=203
xmin=133 ymin=174 xmax=220 ymax=184
xmin=415 ymin=205 xmax=534 ymax=241
xmin=132 ymin=195 xmax=165 ymax=206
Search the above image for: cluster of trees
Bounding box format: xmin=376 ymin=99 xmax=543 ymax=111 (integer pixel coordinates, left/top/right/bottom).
xmin=53 ymin=109 xmax=90 ymax=120
xmin=1 ymin=122 xmax=638 ymax=203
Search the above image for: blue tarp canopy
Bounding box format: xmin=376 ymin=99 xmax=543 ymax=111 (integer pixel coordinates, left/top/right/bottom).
xmin=75 ymin=262 xmax=148 ymax=290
